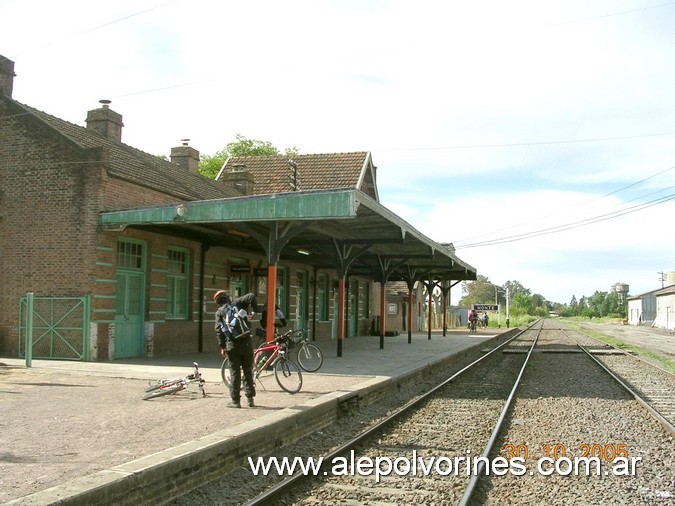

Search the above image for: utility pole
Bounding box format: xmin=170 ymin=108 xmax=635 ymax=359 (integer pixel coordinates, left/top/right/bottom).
xmin=494 ymin=284 xmax=503 ymax=328
xmin=506 ymin=286 xmax=510 ymax=328
xmin=658 ymin=271 xmax=666 ymax=288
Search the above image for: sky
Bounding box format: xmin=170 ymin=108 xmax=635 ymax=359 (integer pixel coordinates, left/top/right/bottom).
xmin=1 ymin=0 xmax=673 ymax=305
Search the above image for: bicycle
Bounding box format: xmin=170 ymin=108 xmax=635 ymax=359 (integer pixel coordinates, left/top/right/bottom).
xmin=469 ymin=317 xmax=478 ymax=334
xmin=142 ymin=361 xmax=206 ymax=400
xmin=289 ymin=328 xmax=323 ymax=372
xmin=250 ymin=327 xmax=323 ymax=372
xmin=221 ymin=333 xmax=303 ymax=394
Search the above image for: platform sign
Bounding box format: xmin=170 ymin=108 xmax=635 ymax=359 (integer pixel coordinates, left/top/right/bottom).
xmin=472 ymin=304 xmax=499 ymax=311
xmin=230 ymin=265 xmax=251 ymax=273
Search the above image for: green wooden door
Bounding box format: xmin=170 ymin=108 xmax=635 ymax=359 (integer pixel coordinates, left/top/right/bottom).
xmin=349 ymin=281 xmax=357 ymax=337
xmin=115 ymin=239 xmax=146 ymax=358
xmin=115 ymin=272 xmax=145 ymax=358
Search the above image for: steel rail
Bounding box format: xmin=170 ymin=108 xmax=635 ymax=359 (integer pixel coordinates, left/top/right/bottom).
xmin=563 ymin=329 xmax=675 ymax=437
xmin=571 ymin=324 xmax=674 ymax=377
xmin=243 ymin=322 xmax=539 ymax=506
xmin=457 ymin=320 xmax=543 ymax=506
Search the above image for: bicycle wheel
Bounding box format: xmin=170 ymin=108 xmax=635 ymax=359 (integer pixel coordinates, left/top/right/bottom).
xmin=144 ymin=380 xmax=165 ymax=393
xmin=274 ymin=358 xmax=302 ymax=394
xmin=142 ymin=382 xmax=184 ymax=400
xmin=296 ymin=343 xmax=323 ymax=372
xmin=221 ymin=358 xmax=233 ymax=387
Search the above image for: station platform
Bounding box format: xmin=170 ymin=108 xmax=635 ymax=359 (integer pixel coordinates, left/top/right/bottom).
xmin=1 ymin=328 xmax=510 ymax=505
xmin=3 ymin=328 xmax=507 ymax=380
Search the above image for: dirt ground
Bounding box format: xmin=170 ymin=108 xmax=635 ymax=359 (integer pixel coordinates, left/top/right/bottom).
xmin=0 ymin=366 xmax=362 ymax=503
xmin=573 ymin=320 xmax=675 ymax=365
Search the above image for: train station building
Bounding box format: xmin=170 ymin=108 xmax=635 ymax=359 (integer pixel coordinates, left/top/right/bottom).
xmin=0 ymin=55 xmax=476 ymax=362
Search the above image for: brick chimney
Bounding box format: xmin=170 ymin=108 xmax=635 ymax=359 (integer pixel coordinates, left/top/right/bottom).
xmin=170 ymin=139 xmax=200 ymax=174
xmin=85 ymin=99 xmax=123 ymax=142
xmin=222 ymin=164 xmax=255 ymax=195
xmin=0 ymin=55 xmax=16 ymax=98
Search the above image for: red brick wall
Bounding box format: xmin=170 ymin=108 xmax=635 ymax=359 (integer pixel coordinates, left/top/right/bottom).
xmin=0 ymin=103 xmax=103 ymax=354
xmin=102 ymin=177 xmax=182 ymax=210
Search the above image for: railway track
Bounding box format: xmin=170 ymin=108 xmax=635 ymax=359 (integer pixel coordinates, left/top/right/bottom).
xmin=564 ymin=326 xmax=675 ymax=431
xmin=174 ymin=320 xmax=673 ymax=505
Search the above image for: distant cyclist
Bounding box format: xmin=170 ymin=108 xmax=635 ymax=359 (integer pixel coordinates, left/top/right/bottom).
xmin=469 ymin=309 xmax=479 ymax=333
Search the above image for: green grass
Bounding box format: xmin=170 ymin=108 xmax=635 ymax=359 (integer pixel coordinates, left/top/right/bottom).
xmin=562 ymin=318 xmax=675 ymax=374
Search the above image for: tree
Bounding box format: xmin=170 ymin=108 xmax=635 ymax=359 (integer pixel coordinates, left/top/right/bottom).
xmin=198 ymin=134 xmax=300 ymax=179
xmin=459 ymin=275 xmax=496 ymax=306
xmin=504 ymin=280 xmax=530 ymax=299
xmin=530 ymin=293 xmax=549 ymax=317
xmin=587 ymin=291 xmax=607 ymax=317
xmin=510 ymin=292 xmax=532 ymax=316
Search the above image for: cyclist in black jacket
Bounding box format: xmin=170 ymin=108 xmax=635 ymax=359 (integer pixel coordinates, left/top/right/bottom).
xmin=214 ymin=290 xmax=258 ymax=408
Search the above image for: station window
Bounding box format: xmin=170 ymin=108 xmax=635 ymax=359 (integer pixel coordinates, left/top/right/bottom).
xmin=229 ymin=257 xmax=249 ymax=297
xmin=166 ymin=247 xmax=189 ymax=319
xmin=117 ymin=240 xmax=144 ymax=270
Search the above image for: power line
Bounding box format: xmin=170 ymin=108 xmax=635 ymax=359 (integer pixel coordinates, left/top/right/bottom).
xmin=551 ymin=1 xmax=675 ymax=26
xmin=112 ymin=79 xmax=214 ymax=98
xmin=379 ymin=131 xmax=675 ymax=152
xmin=79 ymin=0 xmax=182 ymax=34
xmin=455 ymin=166 xmax=675 ymax=244
xmin=6 ymin=0 xmax=182 ymax=60
xmin=455 ymin=192 xmax=675 ymax=250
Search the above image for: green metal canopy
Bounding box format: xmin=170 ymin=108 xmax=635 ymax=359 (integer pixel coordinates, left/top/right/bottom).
xmin=99 ymin=188 xmax=477 ymax=283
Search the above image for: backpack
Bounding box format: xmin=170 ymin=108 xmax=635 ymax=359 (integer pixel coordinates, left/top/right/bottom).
xmin=219 ymin=305 xmax=251 ymax=340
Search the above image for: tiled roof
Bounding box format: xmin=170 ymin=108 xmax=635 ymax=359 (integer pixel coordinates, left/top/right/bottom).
xmin=9 ymin=99 xmax=238 ymax=201
xmin=220 ymin=152 xmax=375 ymax=197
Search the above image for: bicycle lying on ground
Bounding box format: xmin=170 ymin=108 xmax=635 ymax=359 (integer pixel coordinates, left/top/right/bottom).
xmin=142 ymin=361 xmax=206 ymax=400
xmin=221 ymin=332 xmax=303 ymax=394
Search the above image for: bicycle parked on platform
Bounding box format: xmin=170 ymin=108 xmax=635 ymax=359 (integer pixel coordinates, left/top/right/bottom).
xmin=142 ymin=362 xmax=206 ymax=400
xmin=256 ymin=327 xmax=323 ymax=372
xmin=221 ymin=332 xmax=303 ymax=394
xmin=288 ymin=328 xmax=323 ymax=372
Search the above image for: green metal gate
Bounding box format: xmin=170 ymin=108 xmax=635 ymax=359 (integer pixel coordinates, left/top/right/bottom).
xmin=19 ymin=296 xmax=91 ymax=361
